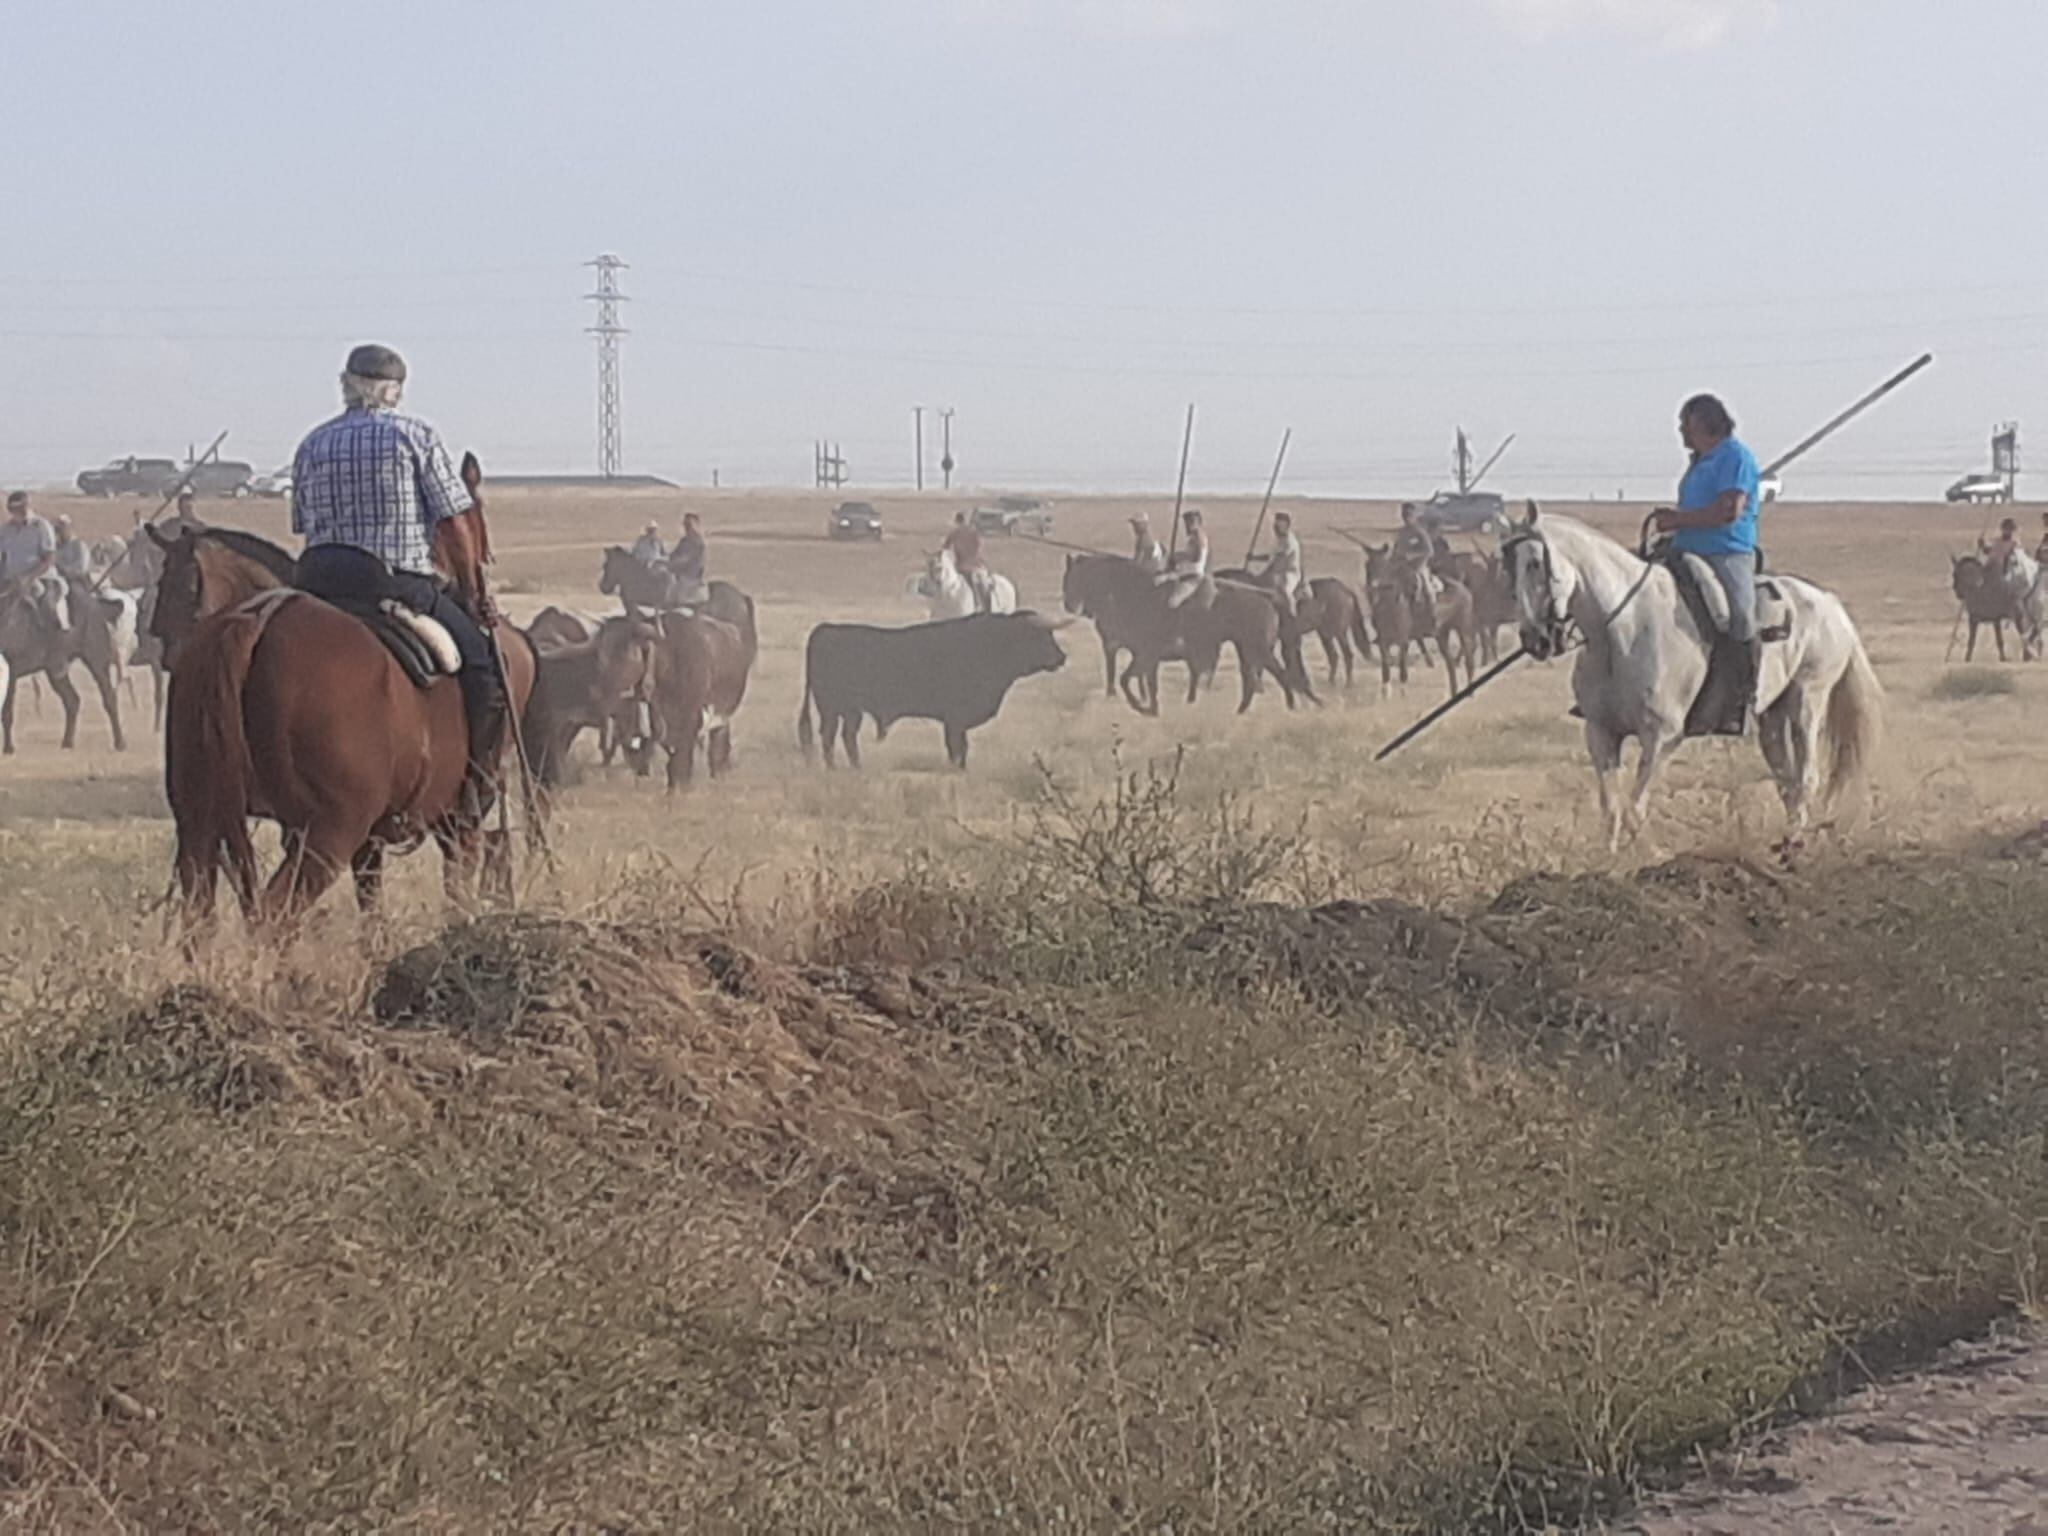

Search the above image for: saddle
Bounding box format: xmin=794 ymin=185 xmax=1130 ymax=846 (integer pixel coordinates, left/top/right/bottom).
xmin=1659 ymin=547 xmax=1793 ymax=738
xmin=292 ymin=546 xmax=461 ymax=690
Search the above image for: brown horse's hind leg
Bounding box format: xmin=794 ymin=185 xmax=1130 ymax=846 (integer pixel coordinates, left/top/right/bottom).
xmin=47 ymin=666 xmax=82 ymax=749
xmin=1119 ymin=657 xmax=1161 ymax=716
xmin=707 ymin=725 xmax=733 ymax=777
xmin=174 ymin=832 xmax=219 ymax=943
xmin=666 ymin=718 xmax=701 ymax=792
xmin=259 ymin=824 xmax=357 ymax=933
xmin=88 ymin=659 xmax=125 ymax=752
xmin=1267 ymin=648 xmax=1303 ymax=711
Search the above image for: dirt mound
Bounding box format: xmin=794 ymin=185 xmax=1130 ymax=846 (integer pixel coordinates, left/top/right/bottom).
xmin=64 ymin=983 xmax=353 ymax=1112
xmin=1183 ymin=896 xmax=1530 ymax=1017
xmin=367 ymin=914 xmax=964 ymax=1167
xmin=1178 ymin=854 xmax=1814 ymax=1063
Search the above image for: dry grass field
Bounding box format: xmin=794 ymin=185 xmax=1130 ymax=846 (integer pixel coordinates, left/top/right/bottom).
xmin=5 ymin=481 xmax=2048 ymax=1530
xmin=4 ymin=483 xmax=2044 ymax=931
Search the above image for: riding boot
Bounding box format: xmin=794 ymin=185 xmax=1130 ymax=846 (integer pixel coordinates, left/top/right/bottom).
xmin=1716 ymin=637 xmax=1762 ymax=737
xmin=457 ymin=667 xmax=509 ymax=822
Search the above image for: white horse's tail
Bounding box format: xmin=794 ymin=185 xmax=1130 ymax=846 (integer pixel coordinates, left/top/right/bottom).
xmin=1821 ymin=631 xmax=1883 ymax=810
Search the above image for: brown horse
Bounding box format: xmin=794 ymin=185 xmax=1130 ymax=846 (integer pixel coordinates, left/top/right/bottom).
xmin=1361 ymin=545 xmax=1428 ymax=692
xmin=1364 ymin=546 xmax=1479 ymax=698
xmin=154 ymin=458 xmax=538 ymax=931
xmin=1433 ymin=550 xmax=1513 ymax=666
xmin=1951 ymin=554 xmax=2030 ymax=662
xmin=1296 ymin=576 xmax=1372 ymax=687
xmin=1179 ymin=580 xmax=1308 ymax=713
xmin=646 ymin=610 xmax=755 ymax=789
xmin=1061 ymin=552 xmax=1188 ymax=714
xmin=521 ymin=615 xmax=662 ymax=794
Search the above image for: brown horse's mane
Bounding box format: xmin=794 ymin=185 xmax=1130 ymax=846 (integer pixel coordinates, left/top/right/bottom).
xmin=195 ymin=527 xmax=297 ymax=581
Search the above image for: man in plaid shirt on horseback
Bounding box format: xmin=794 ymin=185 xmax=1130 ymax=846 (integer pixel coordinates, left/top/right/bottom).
xmin=291 ymin=343 xmax=505 ymax=809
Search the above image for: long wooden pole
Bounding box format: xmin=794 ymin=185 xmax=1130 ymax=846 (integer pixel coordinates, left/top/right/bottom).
xmin=1169 ymin=403 xmax=1196 ymax=529
xmin=1242 ymin=427 xmax=1293 ymax=565
xmin=87 ymin=430 xmax=229 ymax=597
xmin=1371 ymin=352 xmax=1936 ymax=761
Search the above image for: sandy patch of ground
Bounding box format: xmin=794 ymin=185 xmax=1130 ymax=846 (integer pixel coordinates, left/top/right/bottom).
xmin=1626 ymin=1328 xmax=2048 ymax=1533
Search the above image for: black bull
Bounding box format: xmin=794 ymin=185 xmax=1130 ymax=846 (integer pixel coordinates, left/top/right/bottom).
xmin=796 ymin=611 xmax=1069 ymax=768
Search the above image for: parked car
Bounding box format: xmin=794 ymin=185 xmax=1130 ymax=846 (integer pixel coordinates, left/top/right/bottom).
xmin=76 ymin=456 xmax=180 ymax=497
xmin=1946 ymin=473 xmax=2012 ymax=505
xmin=828 ymin=500 xmax=884 ymax=540
xmin=75 ymin=455 xmax=256 ymax=498
xmin=188 ymin=459 xmax=256 ymax=497
xmin=970 ymin=497 xmax=1055 ymax=538
xmin=247 ymin=467 xmax=294 ymax=500
xmin=1417 ymin=491 xmax=1507 ymax=534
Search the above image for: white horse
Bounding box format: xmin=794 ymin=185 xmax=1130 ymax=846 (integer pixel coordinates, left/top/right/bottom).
xmin=1501 ymin=506 xmax=1882 ymax=849
xmin=913 ymin=548 xmax=1017 ymax=620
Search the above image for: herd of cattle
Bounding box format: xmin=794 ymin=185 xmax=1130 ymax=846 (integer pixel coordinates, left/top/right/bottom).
xmin=0 ymin=525 xmax=1527 ymax=789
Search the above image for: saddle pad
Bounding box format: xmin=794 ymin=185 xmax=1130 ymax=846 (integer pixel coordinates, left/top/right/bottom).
xmin=1674 ymin=553 xmax=1792 ymax=640
xmin=391 ymin=609 xmax=461 ymax=675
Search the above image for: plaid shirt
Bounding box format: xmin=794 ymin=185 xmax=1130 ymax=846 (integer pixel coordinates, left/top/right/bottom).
xmin=291 ymin=406 xmax=471 ymax=575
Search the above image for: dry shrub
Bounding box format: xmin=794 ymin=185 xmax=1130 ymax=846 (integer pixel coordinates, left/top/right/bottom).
xmin=1930 ymin=666 xmax=2019 ymax=700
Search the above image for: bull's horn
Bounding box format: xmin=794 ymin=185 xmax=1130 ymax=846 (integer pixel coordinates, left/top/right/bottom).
xmin=1523 ymin=499 xmax=1541 ymax=526
xmin=1023 ymin=611 xmax=1075 ymax=631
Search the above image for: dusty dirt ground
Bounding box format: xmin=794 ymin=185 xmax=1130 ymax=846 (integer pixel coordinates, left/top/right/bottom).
xmin=1623 ymin=1328 xmax=2048 ymax=1534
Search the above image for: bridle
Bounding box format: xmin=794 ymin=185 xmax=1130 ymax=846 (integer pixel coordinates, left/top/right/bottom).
xmin=1500 ymin=526 xmax=1573 ymax=660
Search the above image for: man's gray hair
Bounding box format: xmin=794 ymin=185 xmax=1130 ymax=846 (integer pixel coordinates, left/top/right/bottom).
xmin=342 ymin=372 xmax=405 ymax=410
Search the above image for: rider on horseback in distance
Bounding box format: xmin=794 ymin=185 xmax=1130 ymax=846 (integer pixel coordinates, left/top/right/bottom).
xmin=941 ymin=512 xmax=993 ymax=613
xmin=291 ymin=343 xmax=504 ymax=811
xmin=1652 ymin=393 xmax=1762 ymax=736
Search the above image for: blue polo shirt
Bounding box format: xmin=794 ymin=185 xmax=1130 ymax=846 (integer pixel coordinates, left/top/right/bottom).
xmin=1673 ymin=436 xmax=1760 ymax=556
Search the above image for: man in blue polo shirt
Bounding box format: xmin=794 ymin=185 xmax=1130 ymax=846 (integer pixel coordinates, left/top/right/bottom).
xmin=1653 ymin=393 xmax=1761 ymax=734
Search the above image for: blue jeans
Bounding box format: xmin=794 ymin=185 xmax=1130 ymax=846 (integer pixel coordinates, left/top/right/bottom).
xmin=1699 ymin=550 xmax=1758 ymax=643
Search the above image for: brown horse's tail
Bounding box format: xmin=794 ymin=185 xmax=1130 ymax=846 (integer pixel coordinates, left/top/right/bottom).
xmin=166 ymin=605 xmax=269 ymax=907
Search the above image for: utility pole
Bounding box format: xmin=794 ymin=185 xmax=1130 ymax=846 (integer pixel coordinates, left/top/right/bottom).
xmin=939 ymin=408 xmax=955 ymax=489
xmin=1453 ymin=427 xmax=1474 ymax=494
xmin=584 ymin=253 xmax=629 ymax=478
xmin=912 ymin=405 xmax=925 ymax=491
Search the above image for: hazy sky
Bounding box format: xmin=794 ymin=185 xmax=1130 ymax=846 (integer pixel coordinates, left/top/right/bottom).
xmin=3 ymin=0 xmax=2041 ymax=498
